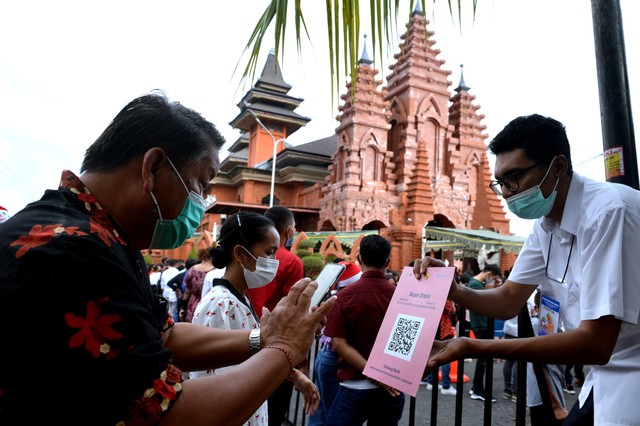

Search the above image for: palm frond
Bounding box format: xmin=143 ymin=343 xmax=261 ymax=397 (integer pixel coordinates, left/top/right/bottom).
xmin=235 ymin=1 xmax=469 ymax=107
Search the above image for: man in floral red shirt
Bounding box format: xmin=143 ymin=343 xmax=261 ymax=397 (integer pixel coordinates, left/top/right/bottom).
xmin=423 ymin=299 xmax=457 ymax=395
xmin=0 ymin=92 xmax=334 ymax=425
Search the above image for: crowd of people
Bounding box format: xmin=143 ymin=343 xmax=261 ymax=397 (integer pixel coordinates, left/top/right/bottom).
xmin=1 ymin=91 xmax=638 ymax=426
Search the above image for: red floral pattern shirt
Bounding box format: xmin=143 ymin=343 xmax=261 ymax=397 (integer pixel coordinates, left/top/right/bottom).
xmin=0 ymin=171 xmax=181 ymax=425
xmin=438 ymin=300 xmax=457 ymax=340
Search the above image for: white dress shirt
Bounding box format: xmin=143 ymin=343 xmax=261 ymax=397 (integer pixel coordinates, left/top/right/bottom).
xmin=509 ymin=172 xmax=640 ymax=425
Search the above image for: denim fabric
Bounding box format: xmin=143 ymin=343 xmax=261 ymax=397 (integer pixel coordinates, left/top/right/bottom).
xmin=324 ymin=386 xmax=405 ymax=426
xmin=308 ymin=347 xmax=339 ymax=426
xmin=426 ymin=362 xmax=452 ymax=388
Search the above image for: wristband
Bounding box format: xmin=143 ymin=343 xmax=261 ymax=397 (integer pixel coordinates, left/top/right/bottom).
xmin=264 ymin=345 xmax=294 ymax=380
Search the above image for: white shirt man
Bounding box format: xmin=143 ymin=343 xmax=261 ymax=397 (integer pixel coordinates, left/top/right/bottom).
xmin=509 ymin=172 xmax=640 ymax=424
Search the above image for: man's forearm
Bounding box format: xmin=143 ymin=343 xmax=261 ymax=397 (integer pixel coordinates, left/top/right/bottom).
xmin=165 ymin=323 xmax=251 ymax=371
xmin=452 ymin=281 xmax=533 ymax=320
xmin=332 ymin=337 xmax=367 ymax=372
xmin=467 ymin=316 xmax=620 ymax=365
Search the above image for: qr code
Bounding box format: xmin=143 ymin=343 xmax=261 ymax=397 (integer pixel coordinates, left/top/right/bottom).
xmin=384 ymin=314 xmax=424 ymax=361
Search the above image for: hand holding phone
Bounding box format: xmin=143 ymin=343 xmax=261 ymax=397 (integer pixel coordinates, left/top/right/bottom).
xmin=309 ymin=263 xmax=346 ymax=310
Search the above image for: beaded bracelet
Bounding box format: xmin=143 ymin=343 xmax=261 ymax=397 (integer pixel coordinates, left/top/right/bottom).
xmin=264 ymin=345 xmax=294 ymax=380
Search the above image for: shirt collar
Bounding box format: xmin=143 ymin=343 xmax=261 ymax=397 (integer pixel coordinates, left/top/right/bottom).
xmin=540 ymin=172 xmax=583 ymax=241
xmin=59 ymin=169 xmax=125 ymax=245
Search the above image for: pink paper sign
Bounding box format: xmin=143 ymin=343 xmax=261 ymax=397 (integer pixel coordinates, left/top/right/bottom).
xmin=363 ymin=266 xmax=454 ymax=397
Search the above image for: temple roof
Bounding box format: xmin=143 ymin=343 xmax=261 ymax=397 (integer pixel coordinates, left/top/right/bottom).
xmin=255 ymin=48 xmax=292 ymax=93
xmin=229 ymin=50 xmax=310 ymax=135
xmin=218 ymin=134 xmax=336 ymax=174
xmin=455 ymin=64 xmax=471 ymax=92
xmin=358 ymin=34 xmax=373 ymax=66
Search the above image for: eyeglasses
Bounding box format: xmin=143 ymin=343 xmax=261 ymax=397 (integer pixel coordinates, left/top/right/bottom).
xmin=545 ymin=234 xmax=575 ymax=284
xmin=489 ymin=163 xmax=541 ymax=196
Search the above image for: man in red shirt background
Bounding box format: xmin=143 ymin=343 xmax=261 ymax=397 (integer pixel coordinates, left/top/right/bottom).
xmin=247 ymin=206 xmax=305 ymax=425
xmin=323 ymin=235 xmax=404 ymax=425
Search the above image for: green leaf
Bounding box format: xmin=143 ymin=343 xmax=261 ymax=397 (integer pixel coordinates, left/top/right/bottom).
xmin=235 ymin=1 xmax=474 ymax=109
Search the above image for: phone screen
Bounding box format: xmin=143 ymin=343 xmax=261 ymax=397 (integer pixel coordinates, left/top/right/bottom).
xmin=309 ymin=263 xmax=346 ymax=310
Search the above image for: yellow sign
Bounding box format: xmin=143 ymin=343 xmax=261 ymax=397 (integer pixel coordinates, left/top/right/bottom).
xmin=604 ymin=147 xmax=625 ymax=180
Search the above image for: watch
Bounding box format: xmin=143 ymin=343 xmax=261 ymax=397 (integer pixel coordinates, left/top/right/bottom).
xmin=249 ymin=329 xmax=261 ymax=354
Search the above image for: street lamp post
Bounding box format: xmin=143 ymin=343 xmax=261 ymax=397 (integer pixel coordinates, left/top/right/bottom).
xmin=247 ymin=110 xmax=285 ymax=207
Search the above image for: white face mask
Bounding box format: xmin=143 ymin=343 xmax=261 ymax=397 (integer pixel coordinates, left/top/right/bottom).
xmin=240 ymin=246 xmax=279 ymax=289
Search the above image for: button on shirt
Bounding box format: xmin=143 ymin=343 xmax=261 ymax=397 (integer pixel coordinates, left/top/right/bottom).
xmin=509 ymin=172 xmax=640 ymax=425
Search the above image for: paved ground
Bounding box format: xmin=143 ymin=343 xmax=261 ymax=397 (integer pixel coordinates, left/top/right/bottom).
xmin=287 ymin=358 xmax=583 ymax=426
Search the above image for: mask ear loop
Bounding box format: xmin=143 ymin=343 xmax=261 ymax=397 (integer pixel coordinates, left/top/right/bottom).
xmin=149 ymin=192 xmax=164 ymax=220
xmin=544 ymin=158 xmax=560 ymax=199
xmin=539 ymin=156 xmax=558 ymax=186
xmin=165 ymin=157 xmax=191 ymax=196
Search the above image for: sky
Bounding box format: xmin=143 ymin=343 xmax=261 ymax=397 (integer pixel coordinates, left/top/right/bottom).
xmin=1 ymin=1 xmax=638 ymax=237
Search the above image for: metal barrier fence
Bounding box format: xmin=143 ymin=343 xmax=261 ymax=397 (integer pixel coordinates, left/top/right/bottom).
xmin=285 ymin=307 xmax=534 ymax=426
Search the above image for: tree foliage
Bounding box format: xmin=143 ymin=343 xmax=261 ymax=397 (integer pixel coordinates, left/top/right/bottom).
xmin=236 ymin=0 xmax=474 ymax=104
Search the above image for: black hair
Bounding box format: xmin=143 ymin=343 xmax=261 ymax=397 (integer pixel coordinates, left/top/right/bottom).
xmin=185 ymin=258 xmax=199 ymax=269
xmin=210 ymin=212 xmax=275 ymax=269
xmin=460 ymin=272 xmax=472 ymax=284
xmin=265 ymin=205 xmax=294 ymax=235
xmin=359 ymin=235 xmax=391 ymax=269
xmin=482 ymin=264 xmax=502 ymax=277
xmin=488 ymin=114 xmax=573 ymax=176
xmin=81 ymin=91 xmax=225 ymax=173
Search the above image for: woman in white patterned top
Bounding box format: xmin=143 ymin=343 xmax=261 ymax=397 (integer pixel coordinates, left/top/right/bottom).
xmin=192 ymin=212 xmax=319 ymax=425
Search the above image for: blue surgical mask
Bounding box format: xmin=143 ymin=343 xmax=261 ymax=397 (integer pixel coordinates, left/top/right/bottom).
xmin=148 ymin=157 xmax=207 ymax=249
xmin=505 ymin=158 xmax=559 ymax=220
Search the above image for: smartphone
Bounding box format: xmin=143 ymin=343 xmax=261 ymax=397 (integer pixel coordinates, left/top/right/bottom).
xmin=309 ymin=263 xmax=346 ymax=310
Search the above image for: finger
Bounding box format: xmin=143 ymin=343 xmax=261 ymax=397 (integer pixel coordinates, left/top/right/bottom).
xmin=311 ymin=296 xmax=336 ymax=321
xmin=296 ymin=279 xmax=317 ymax=310
xmin=420 ymin=258 xmax=432 ymax=277
xmin=423 ymin=360 xmax=437 ymax=377
xmin=418 ymin=257 xmax=431 ymax=279
xmin=260 ymin=307 xmax=271 ymax=326
xmin=412 ymin=258 xmax=423 ymax=279
xmin=285 ymin=277 xmax=313 ymax=306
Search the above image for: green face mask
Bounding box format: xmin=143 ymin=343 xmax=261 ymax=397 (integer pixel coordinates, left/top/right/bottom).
xmin=148 ymin=158 xmax=206 ymax=249
xmin=505 ymin=158 xmax=558 ymax=220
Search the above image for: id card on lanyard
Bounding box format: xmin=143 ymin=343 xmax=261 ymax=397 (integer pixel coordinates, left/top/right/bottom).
xmin=538 ymin=294 xmax=560 ymax=335
xmin=541 ymin=234 xmax=575 ymax=333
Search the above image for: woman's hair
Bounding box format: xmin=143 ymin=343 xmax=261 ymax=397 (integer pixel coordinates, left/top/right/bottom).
xmin=196 ymin=248 xmax=210 ymax=263
xmin=209 ymin=212 xmax=275 ymax=269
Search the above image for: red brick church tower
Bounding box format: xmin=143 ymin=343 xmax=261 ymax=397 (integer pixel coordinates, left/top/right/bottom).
xmin=319 ymin=4 xmax=510 ymax=270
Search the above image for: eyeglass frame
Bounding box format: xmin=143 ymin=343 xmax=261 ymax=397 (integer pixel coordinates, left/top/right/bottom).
xmin=545 ymin=234 xmax=575 ymax=284
xmin=489 ymin=162 xmax=542 ymax=196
